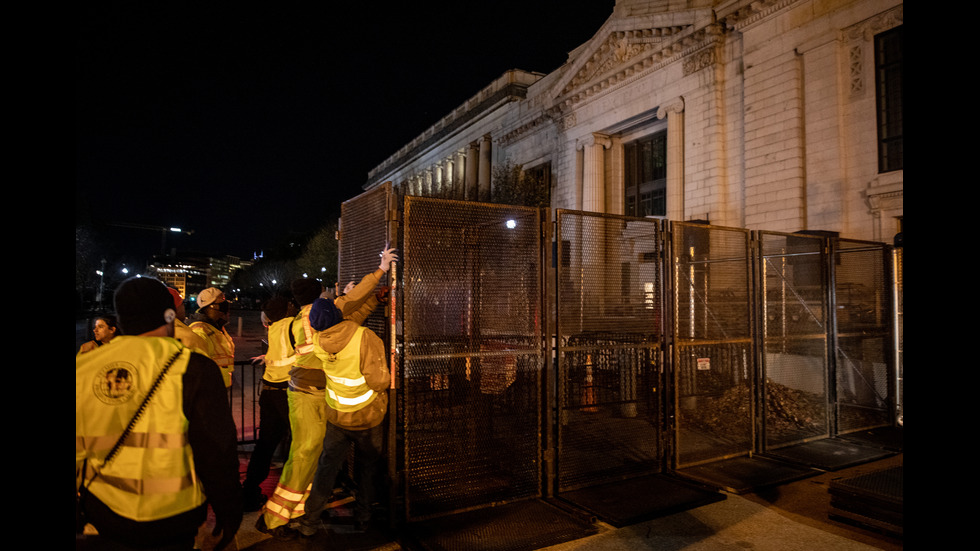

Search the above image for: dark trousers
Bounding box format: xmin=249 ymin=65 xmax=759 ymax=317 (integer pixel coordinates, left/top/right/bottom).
xmin=242 ymin=386 xmax=290 ymax=497
xmin=302 ymin=422 xmax=384 ymax=525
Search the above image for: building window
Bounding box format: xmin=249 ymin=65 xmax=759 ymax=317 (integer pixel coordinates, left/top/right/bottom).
xmin=624 ymin=131 xmax=667 ymax=217
xmin=525 ymin=162 xmax=552 ymax=207
xmin=875 ymin=25 xmax=903 ymax=173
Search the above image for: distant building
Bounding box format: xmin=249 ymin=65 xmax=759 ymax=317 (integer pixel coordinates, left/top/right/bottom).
xmin=364 ymin=0 xmax=903 ymax=244
xmin=148 ymin=254 xmax=245 ymax=304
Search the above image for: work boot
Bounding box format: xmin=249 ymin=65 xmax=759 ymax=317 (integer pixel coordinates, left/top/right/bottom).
xmin=255 ymin=515 xmax=298 ymax=540
xmin=291 ymin=515 xmax=320 ymax=538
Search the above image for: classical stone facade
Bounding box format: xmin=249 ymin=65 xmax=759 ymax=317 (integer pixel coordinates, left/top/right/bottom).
xmin=364 ymin=0 xmax=903 ymax=243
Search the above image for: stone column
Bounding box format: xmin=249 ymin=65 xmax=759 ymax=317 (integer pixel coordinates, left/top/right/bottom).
xmin=658 ymin=97 xmax=685 ymax=221
xmin=466 ymin=142 xmax=479 ymax=201
xmin=579 ymin=133 xmax=610 ymax=213
xmin=435 ymin=162 xmax=444 ymax=197
xmin=444 ymin=158 xmax=454 ymax=199
xmin=478 ymin=134 xmax=492 ymax=202
xmin=455 ymin=150 xmax=467 ymax=200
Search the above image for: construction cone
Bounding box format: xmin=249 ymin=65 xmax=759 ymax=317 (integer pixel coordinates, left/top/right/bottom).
xmin=583 ymin=354 xmax=598 ymax=412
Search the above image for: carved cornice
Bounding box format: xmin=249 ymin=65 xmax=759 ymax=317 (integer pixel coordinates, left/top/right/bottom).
xmin=845 ymin=4 xmax=903 ymax=41
xmin=498 ymin=113 xmax=554 ymax=147
xmin=557 ymin=21 xmax=724 ymax=109
xmin=717 ymin=0 xmax=799 ymax=31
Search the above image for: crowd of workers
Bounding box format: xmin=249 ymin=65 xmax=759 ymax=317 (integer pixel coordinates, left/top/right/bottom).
xmin=76 ymin=247 xmax=399 ymax=550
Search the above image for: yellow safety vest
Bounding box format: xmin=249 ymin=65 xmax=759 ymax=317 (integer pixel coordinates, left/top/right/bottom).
xmin=316 ymin=326 xmax=376 ymax=412
xmin=263 ymin=317 xmax=295 ymax=384
xmin=189 ymin=321 xmax=235 ymax=387
xmin=291 ymin=304 xmax=318 ymax=368
xmin=75 ymin=336 xmax=206 ymax=522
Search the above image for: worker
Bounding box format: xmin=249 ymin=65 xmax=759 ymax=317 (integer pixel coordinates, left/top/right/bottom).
xmin=294 ymin=251 xmax=395 ymax=537
xmin=258 ymin=247 xmax=396 ymax=538
xmin=168 ymin=287 xmax=207 ymax=352
xmin=75 ymin=276 xmax=242 ymax=550
xmin=241 ymin=295 xmax=297 ymax=512
xmin=189 ymin=287 xmax=236 ymax=388
xmin=255 ymin=276 xmax=326 ymax=537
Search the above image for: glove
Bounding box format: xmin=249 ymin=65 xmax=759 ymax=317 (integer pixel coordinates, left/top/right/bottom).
xmin=376 ymin=285 xmax=390 ymax=304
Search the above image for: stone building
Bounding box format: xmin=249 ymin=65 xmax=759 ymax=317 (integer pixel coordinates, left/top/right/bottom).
xmin=363 ymin=0 xmax=903 ymax=244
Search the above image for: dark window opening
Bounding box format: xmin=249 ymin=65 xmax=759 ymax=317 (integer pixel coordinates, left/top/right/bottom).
xmin=624 ymin=131 xmax=666 ymax=217
xmin=876 ymin=25 xmax=903 ymax=173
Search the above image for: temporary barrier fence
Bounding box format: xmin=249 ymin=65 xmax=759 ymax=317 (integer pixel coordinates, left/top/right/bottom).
xmin=329 ymin=188 xmax=901 ymax=531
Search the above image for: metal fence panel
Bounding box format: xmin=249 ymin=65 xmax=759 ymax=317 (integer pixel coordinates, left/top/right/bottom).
xmin=554 ymin=211 xmax=665 ymax=492
xmin=758 ymin=232 xmax=831 ymax=450
xmin=339 ymin=182 xmax=393 ymax=338
xmin=894 ymin=245 xmax=903 ymax=426
xmin=833 ymin=238 xmax=895 ymax=434
xmin=400 ymin=197 xmax=545 ymax=521
xmin=670 ymin=223 xmax=754 ymax=468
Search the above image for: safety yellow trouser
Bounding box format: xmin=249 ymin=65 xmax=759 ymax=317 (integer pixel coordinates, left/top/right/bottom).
xmin=261 ymin=389 xmax=327 ymax=528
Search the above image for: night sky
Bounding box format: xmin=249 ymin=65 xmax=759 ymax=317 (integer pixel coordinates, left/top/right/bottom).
xmin=76 ymin=2 xmax=615 ymax=261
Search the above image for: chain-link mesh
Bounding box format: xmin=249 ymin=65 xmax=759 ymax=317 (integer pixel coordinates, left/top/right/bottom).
xmin=339 ymin=182 xmax=392 ymax=338
xmin=671 ymin=223 xmax=754 ymax=467
xmin=554 ymin=211 xmax=664 ymax=491
xmin=758 ymin=232 xmax=831 ymax=449
xmin=400 ymin=197 xmax=544 ymax=521
xmin=834 ymin=239 xmax=893 ymax=434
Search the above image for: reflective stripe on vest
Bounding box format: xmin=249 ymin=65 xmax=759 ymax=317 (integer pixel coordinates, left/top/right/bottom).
xmin=263 ymin=317 xmax=295 ymax=383
xmin=319 ymin=326 xmax=375 ymax=412
xmin=291 ymin=306 xmax=318 ymax=363
xmin=75 ymin=337 xmax=206 ymax=522
xmin=295 ymin=308 xmax=314 ymax=355
xmin=189 ymin=321 xmax=235 ymax=387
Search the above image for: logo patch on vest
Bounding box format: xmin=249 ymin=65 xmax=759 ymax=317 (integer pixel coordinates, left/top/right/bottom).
xmin=94 ymin=362 xmax=139 ymax=405
xmin=323 ymin=352 xmax=338 ymax=363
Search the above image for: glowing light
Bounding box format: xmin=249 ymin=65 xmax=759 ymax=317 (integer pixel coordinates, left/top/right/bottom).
xmin=506 ymin=219 xmax=517 ymax=229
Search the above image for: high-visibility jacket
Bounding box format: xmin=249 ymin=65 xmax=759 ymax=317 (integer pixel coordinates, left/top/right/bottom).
xmin=189 ymin=321 xmax=235 ymax=387
xmin=288 ymin=304 xmax=325 ymax=392
xmin=75 ymin=336 xmax=206 ymax=522
xmin=316 ymin=326 xmax=376 ymax=412
xmin=263 ymin=317 xmax=295 ymax=384
xmin=173 ymin=319 xmax=207 ymax=353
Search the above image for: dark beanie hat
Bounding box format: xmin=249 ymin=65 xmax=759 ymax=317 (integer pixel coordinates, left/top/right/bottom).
xmin=114 ymin=277 xmax=176 ymax=336
xmin=291 ymin=278 xmax=322 ymax=306
xmin=309 ymin=298 xmax=342 ymax=331
xmin=262 ymin=295 xmax=290 ymax=323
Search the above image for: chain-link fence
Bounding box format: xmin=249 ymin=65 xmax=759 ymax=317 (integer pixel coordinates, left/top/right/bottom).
xmin=399 ymin=196 xmax=545 ymax=521
xmin=555 ymin=211 xmax=665 ymax=491
xmin=334 ymin=188 xmax=900 ymax=523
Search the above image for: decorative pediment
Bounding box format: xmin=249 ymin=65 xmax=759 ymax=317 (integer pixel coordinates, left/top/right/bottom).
xmin=561 ymin=27 xmax=685 ymax=94
xmin=554 ymin=19 xmax=728 ymax=108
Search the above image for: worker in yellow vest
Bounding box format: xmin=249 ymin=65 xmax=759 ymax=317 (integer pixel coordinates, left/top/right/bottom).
xmin=294 ymin=247 xmax=396 ymax=537
xmin=167 ymin=286 xmax=208 ymax=352
xmin=258 ymin=247 xmax=396 ymax=539
xmin=189 ymin=287 xmax=236 ymax=388
xmin=76 ymin=277 xmax=242 ymax=550
xmin=241 ymin=295 xmax=297 ymax=512
xmin=255 ymin=276 xmax=326 ymax=537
